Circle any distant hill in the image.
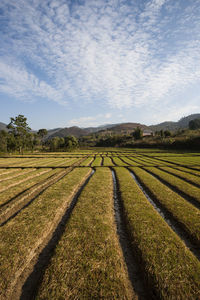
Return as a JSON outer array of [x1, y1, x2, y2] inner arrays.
[[2, 113, 199, 138], [178, 114, 200, 128], [48, 123, 148, 138], [149, 114, 200, 132], [48, 126, 89, 138], [0, 122, 8, 131], [97, 123, 149, 136]]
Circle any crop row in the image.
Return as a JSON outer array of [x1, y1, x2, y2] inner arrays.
[[35, 168, 134, 299], [129, 167, 200, 247], [0, 168, 61, 207], [0, 167, 92, 299], [143, 167, 200, 205], [0, 164, 199, 299], [115, 167, 200, 299]]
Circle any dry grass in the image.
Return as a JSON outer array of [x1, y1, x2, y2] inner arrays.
[[131, 167, 200, 246], [91, 156, 102, 166], [0, 167, 91, 299], [159, 166, 200, 186], [144, 166, 200, 204], [36, 168, 135, 300], [115, 167, 200, 299]]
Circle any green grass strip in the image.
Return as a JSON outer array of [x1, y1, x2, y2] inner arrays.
[[0, 168, 22, 181], [112, 157, 127, 166], [0, 167, 91, 299], [36, 167, 134, 300], [174, 166, 200, 176], [130, 167, 200, 247], [0, 169, 59, 206], [103, 156, 115, 166], [121, 157, 140, 166], [159, 166, 200, 187], [91, 156, 102, 167], [144, 167, 200, 204], [0, 168, 40, 192], [115, 167, 200, 299], [79, 157, 94, 166]]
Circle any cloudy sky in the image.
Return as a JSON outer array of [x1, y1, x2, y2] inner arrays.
[[0, 0, 200, 129]]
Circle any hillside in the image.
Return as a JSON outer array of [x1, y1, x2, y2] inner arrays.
[[149, 114, 200, 132], [48, 122, 148, 139], [0, 122, 8, 131], [49, 126, 89, 138], [1, 113, 199, 138]]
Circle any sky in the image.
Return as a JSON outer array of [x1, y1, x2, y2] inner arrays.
[[0, 0, 200, 130]]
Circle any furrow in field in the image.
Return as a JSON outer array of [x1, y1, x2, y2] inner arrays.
[[34, 168, 136, 300], [111, 169, 148, 299], [0, 168, 73, 226], [143, 167, 200, 208], [115, 167, 200, 299], [129, 167, 200, 253], [158, 166, 200, 188], [109, 156, 117, 166], [0, 167, 92, 300]]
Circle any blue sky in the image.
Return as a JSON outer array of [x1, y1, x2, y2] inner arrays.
[[0, 0, 200, 130]]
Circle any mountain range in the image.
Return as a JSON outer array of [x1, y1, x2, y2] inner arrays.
[[1, 114, 200, 138]]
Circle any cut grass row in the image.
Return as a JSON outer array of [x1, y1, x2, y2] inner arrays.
[[0, 169, 61, 207], [91, 156, 102, 167], [143, 167, 200, 205], [0, 168, 49, 193], [174, 165, 200, 176], [112, 157, 128, 166], [130, 167, 200, 247], [79, 156, 94, 166], [158, 166, 200, 187], [157, 156, 200, 165], [0, 168, 72, 225], [115, 167, 200, 299], [0, 167, 92, 299], [0, 168, 27, 182], [36, 167, 134, 300], [103, 156, 115, 166]]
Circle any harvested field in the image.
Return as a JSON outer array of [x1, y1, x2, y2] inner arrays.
[[0, 149, 199, 299]]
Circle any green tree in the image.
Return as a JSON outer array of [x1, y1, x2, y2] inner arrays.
[[164, 130, 171, 137], [49, 137, 60, 151], [64, 135, 79, 150], [132, 127, 143, 140], [37, 129, 48, 140], [0, 130, 8, 152], [7, 115, 31, 153], [37, 128, 48, 150]]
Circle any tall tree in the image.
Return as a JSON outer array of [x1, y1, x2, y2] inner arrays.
[[132, 127, 143, 140], [7, 115, 31, 153]]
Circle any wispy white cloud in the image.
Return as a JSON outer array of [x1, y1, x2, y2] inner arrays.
[[68, 113, 112, 127], [0, 0, 200, 113]]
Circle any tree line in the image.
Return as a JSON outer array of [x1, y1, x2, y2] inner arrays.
[[0, 115, 79, 153]]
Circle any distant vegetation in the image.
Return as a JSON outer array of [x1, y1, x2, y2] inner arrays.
[[0, 114, 200, 153], [0, 114, 79, 153]]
